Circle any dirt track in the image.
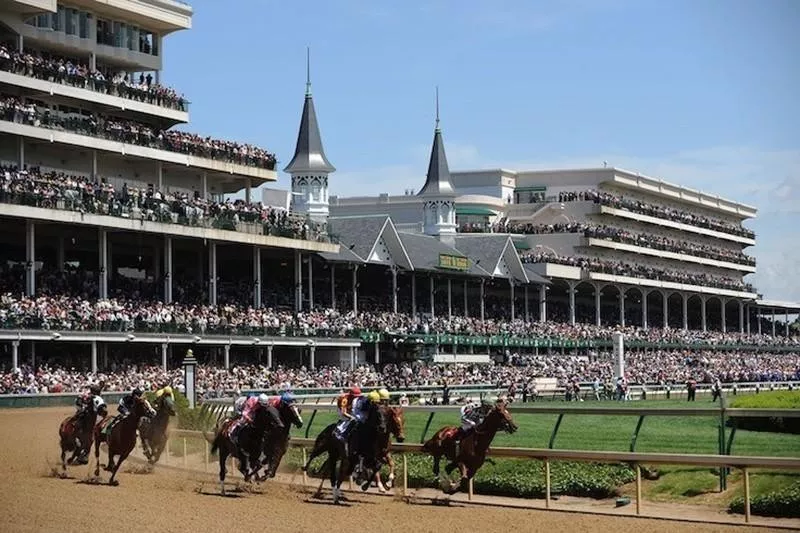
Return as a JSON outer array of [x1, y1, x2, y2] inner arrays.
[[0, 407, 783, 533]]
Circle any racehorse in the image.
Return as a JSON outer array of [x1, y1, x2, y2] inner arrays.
[[58, 401, 107, 471], [93, 396, 156, 485], [422, 401, 518, 493], [373, 406, 405, 492], [258, 401, 304, 481], [138, 394, 177, 464], [207, 406, 278, 495], [303, 404, 386, 504]]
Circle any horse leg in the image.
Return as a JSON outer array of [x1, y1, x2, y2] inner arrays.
[[432, 453, 441, 477], [386, 453, 396, 488], [108, 451, 130, 486], [106, 446, 115, 472], [218, 448, 228, 495], [93, 438, 102, 478], [61, 444, 68, 472]]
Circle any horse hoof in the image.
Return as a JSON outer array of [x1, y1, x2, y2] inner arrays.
[[109, 480, 119, 487]]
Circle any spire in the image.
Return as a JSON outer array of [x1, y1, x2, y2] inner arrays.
[[284, 47, 335, 174], [417, 86, 454, 197]]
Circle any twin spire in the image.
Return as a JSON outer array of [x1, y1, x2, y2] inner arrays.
[[417, 86, 455, 197]]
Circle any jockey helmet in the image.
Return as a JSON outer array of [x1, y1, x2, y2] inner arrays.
[[348, 386, 362, 396], [280, 392, 295, 404], [132, 387, 143, 397], [378, 388, 390, 401], [258, 393, 269, 406], [162, 386, 173, 396], [186, 349, 193, 357], [89, 384, 102, 396], [367, 390, 381, 403]]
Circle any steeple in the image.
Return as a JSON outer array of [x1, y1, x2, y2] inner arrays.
[[418, 87, 457, 238], [285, 48, 335, 223]]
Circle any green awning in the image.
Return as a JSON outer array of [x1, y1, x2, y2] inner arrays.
[[513, 240, 530, 250], [456, 207, 496, 216]]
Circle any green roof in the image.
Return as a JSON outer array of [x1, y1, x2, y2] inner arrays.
[[456, 207, 496, 216]]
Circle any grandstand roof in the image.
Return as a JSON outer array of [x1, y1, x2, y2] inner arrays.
[[754, 299, 800, 313]]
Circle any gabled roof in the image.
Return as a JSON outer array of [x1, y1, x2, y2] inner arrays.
[[318, 244, 365, 264], [327, 215, 388, 260], [453, 235, 509, 277], [283, 89, 335, 174], [397, 232, 492, 276], [523, 264, 551, 285]]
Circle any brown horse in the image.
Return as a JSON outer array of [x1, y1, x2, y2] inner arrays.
[[138, 394, 176, 464], [258, 401, 304, 481], [422, 402, 518, 494], [58, 402, 107, 471], [93, 396, 156, 485], [374, 406, 405, 492]]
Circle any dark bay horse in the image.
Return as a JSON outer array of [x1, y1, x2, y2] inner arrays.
[[207, 406, 278, 495], [59, 401, 107, 471], [258, 401, 304, 481], [138, 394, 176, 464], [422, 402, 518, 494], [93, 396, 156, 485], [373, 406, 405, 492], [303, 404, 386, 504]]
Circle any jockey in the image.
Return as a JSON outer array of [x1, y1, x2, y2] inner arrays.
[[75, 384, 104, 419], [230, 393, 283, 443], [118, 388, 144, 417], [232, 394, 252, 418], [377, 388, 391, 405], [454, 401, 482, 453], [351, 390, 381, 476], [334, 386, 362, 444], [272, 391, 296, 409], [155, 385, 173, 401]]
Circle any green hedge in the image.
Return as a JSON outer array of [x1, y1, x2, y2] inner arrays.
[[728, 391, 800, 434], [298, 450, 634, 499], [730, 481, 800, 518]]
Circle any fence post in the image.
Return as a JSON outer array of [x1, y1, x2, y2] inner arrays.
[[419, 412, 436, 443], [719, 399, 727, 491], [635, 464, 642, 515], [544, 459, 551, 509], [204, 440, 209, 472], [743, 467, 751, 523], [182, 437, 187, 468], [165, 436, 170, 465], [302, 447, 308, 487], [402, 454, 408, 497]]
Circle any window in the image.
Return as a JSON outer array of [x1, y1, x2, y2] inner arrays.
[[79, 12, 90, 39], [65, 8, 78, 35], [53, 6, 65, 31]]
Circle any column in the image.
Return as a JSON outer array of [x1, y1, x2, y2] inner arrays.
[[253, 246, 261, 308], [156, 161, 163, 190], [164, 236, 173, 303], [294, 251, 302, 313], [56, 237, 65, 273], [18, 137, 24, 168], [595, 285, 601, 327], [89, 52, 96, 71], [245, 179, 252, 204], [17, 34, 23, 52], [739, 301, 745, 334], [391, 267, 398, 314], [330, 264, 336, 310], [772, 309, 776, 337], [568, 283, 577, 326], [309, 345, 316, 370], [374, 342, 380, 365], [25, 220, 35, 296], [90, 341, 98, 374], [349, 346, 355, 369], [447, 279, 452, 319], [618, 289, 626, 327], [463, 280, 469, 318], [98, 228, 108, 299], [208, 242, 218, 306], [11, 341, 19, 371], [786, 310, 790, 337], [701, 297, 707, 332], [91, 150, 98, 179], [352, 265, 359, 314], [662, 292, 669, 329], [509, 280, 515, 321], [641, 289, 648, 330], [429, 276, 435, 317], [538, 284, 546, 323], [746, 304, 751, 335], [682, 294, 689, 330], [201, 172, 208, 200], [223, 344, 230, 369], [480, 279, 486, 321], [266, 344, 274, 369], [758, 308, 762, 335], [524, 286, 530, 322], [307, 256, 314, 310], [161, 343, 168, 371], [30, 342, 35, 369], [411, 274, 417, 318], [721, 298, 727, 333]]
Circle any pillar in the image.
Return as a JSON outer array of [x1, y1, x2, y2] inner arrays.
[[463, 280, 469, 317], [245, 179, 252, 204], [161, 343, 168, 371], [524, 286, 530, 322], [98, 228, 108, 299], [447, 279, 452, 319], [309, 345, 316, 370], [618, 289, 626, 327], [374, 342, 380, 365], [18, 34, 23, 53], [253, 246, 261, 308], [786, 310, 790, 337], [568, 283, 576, 326], [91, 341, 98, 374], [510, 280, 515, 321], [208, 241, 217, 306], [662, 292, 669, 329], [156, 161, 163, 190], [25, 220, 35, 296], [91, 150, 98, 179], [11, 341, 19, 371], [641, 289, 648, 330], [307, 256, 314, 310], [349, 346, 355, 369], [18, 137, 24, 168], [182, 352, 197, 409], [701, 297, 707, 332], [294, 251, 302, 313], [480, 279, 486, 321], [682, 294, 689, 330], [330, 264, 336, 310], [429, 276, 435, 317], [164, 236, 173, 303], [721, 298, 727, 333], [30, 342, 35, 369], [223, 344, 230, 370], [56, 237, 65, 273], [758, 308, 762, 335], [201, 172, 208, 200], [352, 265, 359, 314], [595, 285, 601, 327], [391, 267, 398, 314], [613, 332, 625, 378], [772, 309, 776, 337], [266, 344, 273, 369], [411, 274, 417, 318], [739, 301, 745, 334], [746, 304, 751, 335], [89, 52, 96, 71], [538, 284, 546, 323]]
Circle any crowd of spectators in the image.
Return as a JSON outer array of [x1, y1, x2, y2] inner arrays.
[[2, 294, 796, 347], [520, 251, 752, 292], [2, 349, 798, 395], [0, 94, 276, 170], [0, 166, 322, 241], [505, 222, 755, 266], [0, 44, 186, 111]]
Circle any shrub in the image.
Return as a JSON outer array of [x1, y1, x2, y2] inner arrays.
[[729, 481, 800, 518], [728, 391, 800, 434]]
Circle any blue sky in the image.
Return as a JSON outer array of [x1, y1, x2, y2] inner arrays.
[[163, 0, 799, 300]]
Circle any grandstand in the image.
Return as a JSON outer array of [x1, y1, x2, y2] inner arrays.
[[0, 1, 798, 381]]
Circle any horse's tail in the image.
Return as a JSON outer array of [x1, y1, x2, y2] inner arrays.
[[204, 430, 220, 455]]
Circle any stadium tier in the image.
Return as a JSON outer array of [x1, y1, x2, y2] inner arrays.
[[0, 0, 797, 381]]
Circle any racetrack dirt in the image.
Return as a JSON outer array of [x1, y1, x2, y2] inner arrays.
[[0, 407, 788, 533]]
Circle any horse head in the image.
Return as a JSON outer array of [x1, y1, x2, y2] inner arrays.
[[493, 401, 518, 434], [135, 397, 157, 419], [281, 402, 303, 429], [159, 395, 177, 417], [387, 406, 406, 443]]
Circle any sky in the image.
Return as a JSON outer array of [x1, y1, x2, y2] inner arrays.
[[162, 0, 800, 301]]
